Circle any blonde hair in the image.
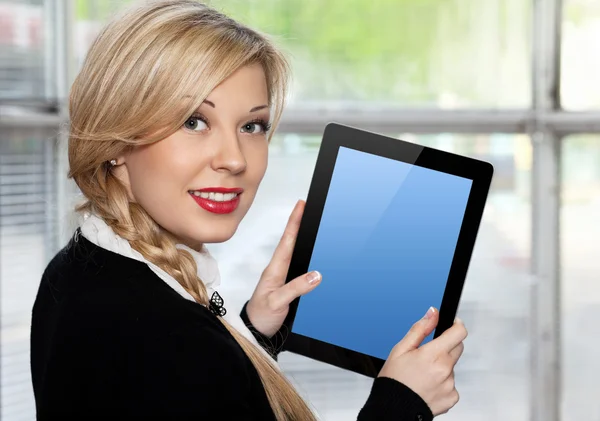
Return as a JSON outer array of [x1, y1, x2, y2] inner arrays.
[[67, 1, 316, 419]]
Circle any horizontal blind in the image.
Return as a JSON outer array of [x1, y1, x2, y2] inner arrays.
[[0, 126, 59, 421]]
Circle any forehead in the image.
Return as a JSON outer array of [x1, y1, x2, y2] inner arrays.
[[206, 63, 269, 103]]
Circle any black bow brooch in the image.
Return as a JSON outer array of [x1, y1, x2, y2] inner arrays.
[[209, 291, 227, 317]]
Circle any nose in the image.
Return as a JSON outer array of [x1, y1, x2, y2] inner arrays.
[[211, 129, 247, 174]]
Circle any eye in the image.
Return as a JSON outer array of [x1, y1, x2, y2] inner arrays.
[[183, 116, 208, 132], [241, 119, 271, 135]]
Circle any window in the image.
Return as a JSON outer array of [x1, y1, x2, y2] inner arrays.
[[561, 134, 600, 421], [561, 0, 600, 110], [0, 0, 46, 101], [0, 126, 59, 421], [213, 0, 532, 108], [1, 0, 599, 420], [211, 133, 533, 419], [68, 0, 532, 108]]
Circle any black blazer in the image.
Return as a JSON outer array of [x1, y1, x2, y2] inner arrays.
[[30, 231, 433, 420]]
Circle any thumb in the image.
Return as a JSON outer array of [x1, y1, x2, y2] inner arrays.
[[393, 307, 439, 355], [267, 271, 322, 311]]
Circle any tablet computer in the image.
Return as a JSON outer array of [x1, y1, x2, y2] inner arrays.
[[281, 123, 494, 378]]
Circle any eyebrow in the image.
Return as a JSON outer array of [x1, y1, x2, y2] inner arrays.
[[202, 100, 268, 113]]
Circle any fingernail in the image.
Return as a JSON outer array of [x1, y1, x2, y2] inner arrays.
[[424, 307, 436, 319], [306, 271, 321, 285]]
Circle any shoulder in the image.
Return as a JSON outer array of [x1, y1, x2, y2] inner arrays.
[[37, 231, 228, 335], [32, 232, 259, 407], [35, 232, 242, 358], [39, 231, 185, 311], [39, 230, 146, 303]]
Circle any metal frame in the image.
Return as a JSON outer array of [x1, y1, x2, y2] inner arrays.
[[276, 109, 600, 134], [3, 108, 599, 134], [529, 1, 563, 421], [0, 0, 594, 420]]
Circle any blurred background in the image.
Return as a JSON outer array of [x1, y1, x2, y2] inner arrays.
[[0, 0, 598, 420]]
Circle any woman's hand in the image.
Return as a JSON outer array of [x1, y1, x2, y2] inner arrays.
[[246, 200, 322, 337], [378, 308, 467, 416]]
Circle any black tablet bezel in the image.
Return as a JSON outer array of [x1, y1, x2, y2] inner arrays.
[[281, 123, 494, 378]]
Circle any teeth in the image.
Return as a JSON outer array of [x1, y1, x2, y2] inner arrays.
[[191, 191, 239, 202]]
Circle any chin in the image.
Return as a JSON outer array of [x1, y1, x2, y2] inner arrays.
[[187, 225, 238, 245], [198, 231, 236, 244], [173, 204, 250, 246]]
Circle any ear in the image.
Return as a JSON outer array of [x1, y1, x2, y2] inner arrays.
[[109, 154, 135, 201]]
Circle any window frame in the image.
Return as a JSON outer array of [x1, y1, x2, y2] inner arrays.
[[0, 1, 592, 420]]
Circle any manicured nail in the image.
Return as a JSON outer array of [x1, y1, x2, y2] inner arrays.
[[424, 307, 436, 319], [306, 271, 321, 285]]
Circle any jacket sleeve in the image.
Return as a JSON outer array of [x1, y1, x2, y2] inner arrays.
[[239, 300, 287, 360], [239, 302, 433, 421], [358, 377, 434, 421]]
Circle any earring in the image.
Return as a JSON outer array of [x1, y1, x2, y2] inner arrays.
[[109, 159, 117, 166]]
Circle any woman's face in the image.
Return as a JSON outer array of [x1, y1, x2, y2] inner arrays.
[[116, 63, 270, 249]]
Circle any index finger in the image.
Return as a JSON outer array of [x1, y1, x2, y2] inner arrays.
[[263, 200, 305, 277], [422, 319, 468, 354]]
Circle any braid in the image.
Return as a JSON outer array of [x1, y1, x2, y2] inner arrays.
[[77, 167, 210, 305], [65, 1, 319, 417], [74, 168, 318, 419]]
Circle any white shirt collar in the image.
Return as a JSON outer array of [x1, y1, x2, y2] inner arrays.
[[79, 213, 221, 301], [78, 212, 279, 366]]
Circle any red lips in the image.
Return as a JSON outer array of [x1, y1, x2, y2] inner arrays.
[[189, 187, 243, 214], [197, 187, 243, 194]]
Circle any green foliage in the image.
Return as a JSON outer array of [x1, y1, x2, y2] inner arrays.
[[74, 0, 533, 105], [209, 0, 462, 102]]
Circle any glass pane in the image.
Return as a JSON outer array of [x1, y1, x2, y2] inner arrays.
[[72, 0, 532, 108], [218, 0, 532, 108], [73, 0, 134, 68], [0, 0, 46, 100], [561, 135, 600, 420], [561, 0, 600, 110], [211, 133, 533, 420], [0, 127, 59, 421]]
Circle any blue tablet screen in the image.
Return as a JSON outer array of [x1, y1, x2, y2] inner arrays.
[[291, 146, 473, 361]]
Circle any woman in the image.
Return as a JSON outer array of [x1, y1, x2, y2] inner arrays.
[[30, 1, 467, 419]]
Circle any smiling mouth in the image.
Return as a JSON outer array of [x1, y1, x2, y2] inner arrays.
[[188, 188, 243, 214], [189, 191, 240, 202]]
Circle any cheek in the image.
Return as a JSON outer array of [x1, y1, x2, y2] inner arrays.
[[246, 140, 269, 184], [126, 142, 188, 207], [128, 148, 163, 194]]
